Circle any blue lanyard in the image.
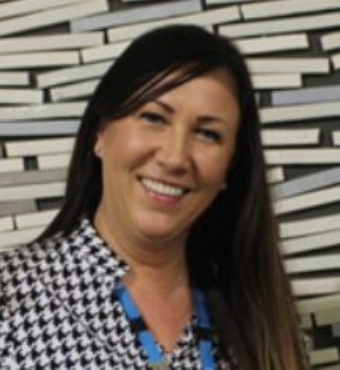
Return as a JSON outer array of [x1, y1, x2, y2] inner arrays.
[[115, 282, 216, 370]]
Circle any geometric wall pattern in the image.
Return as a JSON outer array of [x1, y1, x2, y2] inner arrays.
[[0, 0, 340, 367]]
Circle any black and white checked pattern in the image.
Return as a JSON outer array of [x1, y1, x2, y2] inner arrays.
[[0, 218, 233, 370]]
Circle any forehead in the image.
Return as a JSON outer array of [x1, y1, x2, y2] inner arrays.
[[153, 68, 240, 110]]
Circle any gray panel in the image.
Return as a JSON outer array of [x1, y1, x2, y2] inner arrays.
[[271, 166, 340, 200], [206, 0, 249, 4], [0, 168, 67, 187], [272, 85, 340, 106], [71, 0, 202, 32], [0, 120, 79, 136], [333, 324, 340, 338], [0, 199, 36, 217]]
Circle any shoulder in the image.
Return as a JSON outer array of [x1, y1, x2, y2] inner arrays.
[[0, 234, 68, 296], [0, 217, 125, 298], [0, 218, 92, 282]]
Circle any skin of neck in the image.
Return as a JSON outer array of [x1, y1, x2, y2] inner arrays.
[[93, 202, 191, 296], [94, 202, 195, 352]]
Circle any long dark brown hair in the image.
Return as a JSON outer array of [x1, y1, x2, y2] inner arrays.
[[36, 25, 307, 370]]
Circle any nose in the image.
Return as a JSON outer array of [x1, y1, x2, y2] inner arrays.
[[155, 128, 192, 174]]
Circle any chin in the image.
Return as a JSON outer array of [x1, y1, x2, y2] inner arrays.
[[136, 221, 185, 244]]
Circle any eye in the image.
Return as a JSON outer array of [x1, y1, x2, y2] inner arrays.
[[139, 111, 167, 125], [195, 127, 222, 143]]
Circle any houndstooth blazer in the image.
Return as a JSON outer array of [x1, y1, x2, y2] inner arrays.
[[0, 218, 232, 370]]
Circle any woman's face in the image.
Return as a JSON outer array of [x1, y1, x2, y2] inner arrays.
[[94, 67, 240, 247]]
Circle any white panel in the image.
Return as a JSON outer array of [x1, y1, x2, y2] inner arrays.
[[252, 74, 302, 89], [206, 0, 247, 4], [0, 216, 14, 232], [0, 182, 65, 202], [0, 158, 24, 173], [50, 80, 99, 101], [0, 72, 29, 86], [316, 309, 340, 326], [266, 167, 284, 184], [292, 278, 340, 297], [297, 294, 340, 314], [5, 138, 75, 157], [241, 0, 340, 20], [274, 184, 340, 215], [265, 149, 340, 165], [0, 32, 104, 54], [0, 0, 84, 20], [332, 53, 340, 70], [236, 34, 308, 55], [0, 102, 86, 121], [286, 255, 340, 274], [310, 348, 339, 366], [321, 31, 340, 51], [0, 0, 109, 37], [107, 6, 240, 43], [0, 88, 43, 105], [0, 51, 80, 69], [37, 61, 111, 88], [218, 12, 340, 38], [247, 58, 329, 74], [261, 129, 319, 146], [0, 227, 44, 249], [333, 131, 340, 146], [15, 209, 58, 229], [280, 213, 340, 238], [37, 154, 71, 170], [81, 41, 130, 64], [0, 168, 67, 187], [281, 229, 340, 256], [261, 101, 340, 124]]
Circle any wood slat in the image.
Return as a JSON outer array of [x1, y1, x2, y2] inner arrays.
[[0, 32, 104, 55], [280, 213, 340, 238], [274, 184, 340, 215], [0, 0, 109, 37], [241, 0, 340, 20], [107, 6, 240, 43], [219, 12, 340, 38], [6, 138, 74, 157], [281, 229, 340, 256]]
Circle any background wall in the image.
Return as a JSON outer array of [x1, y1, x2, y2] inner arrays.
[[0, 0, 340, 367]]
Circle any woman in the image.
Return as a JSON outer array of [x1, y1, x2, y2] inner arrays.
[[0, 25, 307, 370]]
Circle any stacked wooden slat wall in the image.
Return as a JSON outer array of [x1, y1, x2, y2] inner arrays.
[[0, 0, 339, 367]]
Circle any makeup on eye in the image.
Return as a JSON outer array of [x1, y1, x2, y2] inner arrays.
[[139, 111, 168, 125], [194, 126, 223, 144]]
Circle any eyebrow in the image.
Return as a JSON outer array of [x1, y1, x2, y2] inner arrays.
[[154, 99, 228, 126], [154, 99, 175, 114]]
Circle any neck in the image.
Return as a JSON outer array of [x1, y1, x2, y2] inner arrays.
[[93, 206, 190, 295]]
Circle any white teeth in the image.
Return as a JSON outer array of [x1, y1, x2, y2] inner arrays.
[[141, 177, 185, 197]]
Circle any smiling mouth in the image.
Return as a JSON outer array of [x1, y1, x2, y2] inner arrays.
[[140, 177, 189, 198]]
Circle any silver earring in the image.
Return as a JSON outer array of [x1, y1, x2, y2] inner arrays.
[[94, 146, 100, 156]]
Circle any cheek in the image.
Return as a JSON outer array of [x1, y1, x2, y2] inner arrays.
[[197, 155, 231, 188], [101, 127, 149, 163]]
